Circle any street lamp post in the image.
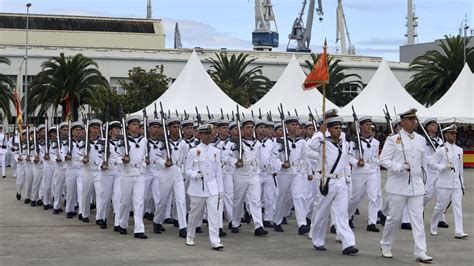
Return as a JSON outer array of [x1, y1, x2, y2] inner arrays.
[[24, 3, 31, 124]]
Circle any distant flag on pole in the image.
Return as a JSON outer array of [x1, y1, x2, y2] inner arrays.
[[12, 89, 23, 131], [62, 92, 72, 121], [303, 39, 329, 90]]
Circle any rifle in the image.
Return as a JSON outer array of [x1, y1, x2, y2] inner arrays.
[[153, 103, 158, 119], [101, 122, 110, 170], [175, 109, 182, 139], [184, 110, 188, 120], [294, 109, 299, 117], [160, 102, 171, 159], [56, 123, 61, 161], [220, 108, 224, 120], [33, 126, 38, 158], [251, 110, 254, 118], [351, 106, 364, 160], [195, 107, 202, 125], [307, 106, 318, 130], [83, 119, 90, 162], [206, 106, 212, 120], [277, 104, 290, 163], [417, 117, 436, 152], [26, 125, 31, 161], [67, 120, 72, 156], [119, 104, 129, 158], [383, 104, 394, 134], [258, 108, 262, 120], [44, 118, 50, 160], [143, 108, 149, 162], [393, 106, 411, 184], [235, 105, 243, 161]]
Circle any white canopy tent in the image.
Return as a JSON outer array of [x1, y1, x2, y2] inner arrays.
[[339, 60, 430, 122], [428, 63, 474, 123], [249, 55, 339, 118], [131, 51, 245, 118]]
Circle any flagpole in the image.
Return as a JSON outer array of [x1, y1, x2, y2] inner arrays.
[[321, 83, 326, 187]]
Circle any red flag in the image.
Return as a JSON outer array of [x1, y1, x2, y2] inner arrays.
[[62, 92, 71, 121], [303, 40, 329, 90], [12, 89, 23, 131]]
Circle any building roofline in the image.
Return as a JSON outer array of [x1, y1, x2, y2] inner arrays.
[[0, 12, 161, 23]]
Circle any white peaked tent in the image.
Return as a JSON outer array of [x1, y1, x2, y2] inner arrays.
[[339, 60, 429, 122], [428, 63, 474, 123], [249, 55, 338, 118], [131, 51, 245, 117]]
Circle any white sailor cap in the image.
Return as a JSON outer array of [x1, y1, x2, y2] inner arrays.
[[125, 116, 141, 125], [166, 117, 181, 127], [180, 120, 194, 127], [109, 121, 122, 128], [265, 121, 275, 128], [48, 126, 57, 133], [217, 120, 230, 127], [422, 117, 437, 127], [89, 119, 103, 127], [442, 124, 457, 133], [316, 118, 324, 125], [197, 124, 214, 134], [399, 108, 417, 119], [284, 116, 299, 124], [275, 122, 283, 129], [193, 122, 199, 129], [241, 118, 255, 127], [37, 124, 46, 131], [255, 120, 267, 128], [59, 121, 68, 129], [357, 116, 372, 124], [229, 121, 237, 130], [71, 121, 84, 130], [325, 116, 343, 127], [324, 109, 338, 118], [205, 119, 218, 126]]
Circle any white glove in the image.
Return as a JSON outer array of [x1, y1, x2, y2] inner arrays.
[[399, 162, 410, 173], [195, 171, 203, 180], [445, 162, 454, 170]]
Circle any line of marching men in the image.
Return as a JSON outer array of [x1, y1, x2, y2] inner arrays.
[[6, 108, 467, 261]]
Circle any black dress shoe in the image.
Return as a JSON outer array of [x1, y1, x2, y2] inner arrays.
[[2, 175, 5, 178], [244, 209, 252, 224], [202, 219, 208, 224], [30, 201, 37, 207], [401, 223, 412, 230], [342, 246, 359, 255], [173, 219, 179, 228], [100, 220, 107, 229], [24, 198, 31, 204], [129, 211, 134, 217], [254, 226, 268, 236], [179, 228, 187, 238], [43, 205, 49, 210], [438, 221, 449, 228], [119, 227, 128, 235], [196, 226, 203, 233], [114, 226, 120, 232], [314, 245, 326, 251], [355, 208, 360, 215], [263, 221, 273, 228], [144, 212, 150, 219], [134, 233, 148, 239], [53, 209, 60, 214], [78, 214, 83, 221], [66, 212, 74, 218], [367, 224, 380, 232], [82, 217, 90, 223], [36, 199, 44, 206], [273, 223, 284, 232], [16, 193, 21, 200], [164, 218, 174, 224], [282, 217, 287, 224], [330, 225, 337, 234], [153, 223, 162, 234], [219, 228, 227, 237], [378, 211, 386, 226], [298, 225, 310, 235], [306, 217, 312, 226], [231, 227, 240, 233], [57, 208, 64, 213], [349, 219, 355, 229], [96, 219, 102, 225], [71, 211, 78, 217], [146, 213, 154, 221], [228, 222, 233, 230], [90, 203, 96, 210]]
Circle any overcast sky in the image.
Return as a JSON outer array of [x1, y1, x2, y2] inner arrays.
[[1, 0, 472, 61]]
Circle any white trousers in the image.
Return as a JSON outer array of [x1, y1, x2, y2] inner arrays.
[[187, 195, 222, 246], [143, 170, 160, 223], [24, 164, 34, 200], [31, 165, 43, 201], [232, 174, 263, 229], [154, 169, 187, 229], [119, 174, 145, 233], [42, 166, 55, 205], [65, 168, 82, 213], [380, 193, 427, 258], [82, 169, 103, 220], [222, 170, 234, 224], [273, 173, 308, 227], [311, 178, 356, 249], [16, 162, 26, 195], [431, 187, 464, 235], [305, 177, 318, 219], [0, 152, 6, 176], [260, 173, 278, 222], [53, 168, 66, 210], [348, 172, 379, 225], [99, 171, 121, 225]]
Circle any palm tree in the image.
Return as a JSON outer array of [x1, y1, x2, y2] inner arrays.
[[28, 53, 109, 121], [207, 53, 272, 107], [304, 53, 363, 107], [406, 35, 474, 106], [0, 56, 14, 119]]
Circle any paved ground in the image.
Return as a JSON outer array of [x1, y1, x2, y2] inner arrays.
[[0, 168, 473, 265]]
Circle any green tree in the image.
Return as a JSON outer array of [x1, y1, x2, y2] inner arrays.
[[406, 35, 474, 106], [28, 53, 109, 121], [207, 53, 272, 107], [0, 56, 14, 119], [304, 53, 363, 107]]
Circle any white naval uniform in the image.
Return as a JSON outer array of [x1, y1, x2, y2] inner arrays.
[[99, 138, 122, 227], [53, 139, 67, 211], [424, 136, 444, 206], [12, 138, 26, 196], [24, 143, 34, 201], [41, 140, 57, 206], [220, 139, 235, 225], [258, 137, 279, 223], [273, 136, 313, 228], [185, 143, 224, 246], [0, 132, 7, 176], [430, 142, 466, 236], [142, 138, 161, 224], [81, 137, 104, 220], [379, 129, 429, 258], [31, 141, 44, 202], [348, 136, 381, 225], [118, 135, 147, 233], [229, 137, 265, 229], [309, 134, 356, 250], [154, 137, 188, 229], [62, 139, 84, 214]]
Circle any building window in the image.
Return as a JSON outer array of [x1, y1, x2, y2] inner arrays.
[[110, 77, 128, 95]]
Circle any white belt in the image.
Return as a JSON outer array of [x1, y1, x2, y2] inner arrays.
[[327, 173, 345, 180]]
